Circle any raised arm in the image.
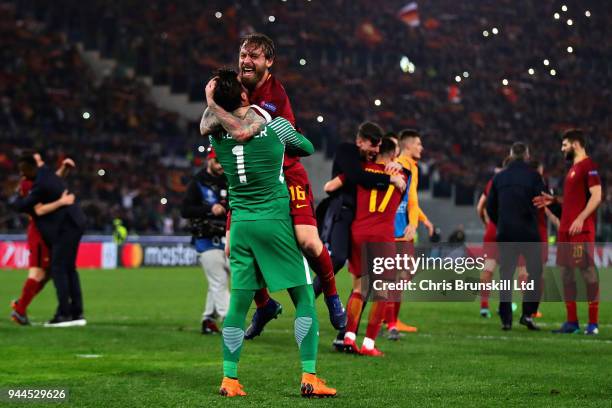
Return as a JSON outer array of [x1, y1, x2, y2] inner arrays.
[[56, 158, 75, 177], [199, 107, 223, 136], [270, 118, 314, 157], [205, 78, 266, 142]]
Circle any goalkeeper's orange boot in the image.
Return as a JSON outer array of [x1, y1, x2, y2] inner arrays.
[[300, 373, 337, 398], [219, 377, 246, 397], [396, 320, 418, 333]]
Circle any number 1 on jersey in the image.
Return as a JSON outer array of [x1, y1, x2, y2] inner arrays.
[[232, 145, 247, 183]]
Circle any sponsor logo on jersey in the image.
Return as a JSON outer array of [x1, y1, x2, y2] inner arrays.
[[261, 101, 277, 112], [588, 170, 598, 176]]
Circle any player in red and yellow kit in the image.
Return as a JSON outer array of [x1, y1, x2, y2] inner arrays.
[[385, 129, 433, 336], [325, 138, 408, 356], [535, 129, 602, 335]]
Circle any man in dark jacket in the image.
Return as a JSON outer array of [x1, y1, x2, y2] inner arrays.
[[318, 122, 406, 350], [320, 122, 406, 275], [14, 153, 86, 327], [181, 150, 229, 334], [487, 142, 546, 331]]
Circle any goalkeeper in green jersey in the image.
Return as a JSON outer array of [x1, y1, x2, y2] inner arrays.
[[206, 69, 337, 398]]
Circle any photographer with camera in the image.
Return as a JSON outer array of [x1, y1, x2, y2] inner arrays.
[[181, 149, 229, 334]]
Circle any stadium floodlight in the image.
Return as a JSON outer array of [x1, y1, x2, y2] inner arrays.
[[268, 15, 276, 23], [566, 19, 573, 26], [585, 10, 591, 17], [374, 99, 382, 106], [215, 11, 222, 19], [160, 198, 168, 205], [97, 169, 105, 177], [317, 115, 324, 123], [463, 71, 469, 78], [561, 5, 568, 12], [198, 145, 205, 153], [550, 69, 556, 76], [299, 58, 307, 66], [400, 56, 416, 74], [502, 79, 509, 86], [528, 68, 535, 75], [82, 111, 91, 119], [482, 30, 489, 37], [492, 27, 499, 35], [554, 13, 560, 20], [567, 46, 573, 53], [543, 59, 550, 66], [455, 75, 461, 83]]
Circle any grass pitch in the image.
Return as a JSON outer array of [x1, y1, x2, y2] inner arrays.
[[0, 267, 610, 407]]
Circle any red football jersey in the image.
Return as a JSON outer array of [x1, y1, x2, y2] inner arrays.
[[483, 178, 497, 241], [559, 157, 601, 233], [351, 162, 407, 240], [20, 178, 33, 196], [249, 73, 300, 168], [19, 178, 43, 241]]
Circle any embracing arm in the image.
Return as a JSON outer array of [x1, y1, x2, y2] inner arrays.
[[33, 190, 75, 216], [204, 77, 266, 141], [208, 102, 266, 142], [199, 107, 223, 136]]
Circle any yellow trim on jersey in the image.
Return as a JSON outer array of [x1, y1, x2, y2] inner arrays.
[[396, 155, 429, 228]]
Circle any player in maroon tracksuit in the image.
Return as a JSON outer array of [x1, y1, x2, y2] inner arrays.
[[535, 130, 602, 335], [200, 34, 344, 337], [324, 139, 407, 356]]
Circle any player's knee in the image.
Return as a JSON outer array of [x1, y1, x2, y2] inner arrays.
[[28, 267, 46, 281], [298, 236, 322, 257]]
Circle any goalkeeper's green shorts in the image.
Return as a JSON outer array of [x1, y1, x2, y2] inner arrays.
[[229, 219, 312, 292]]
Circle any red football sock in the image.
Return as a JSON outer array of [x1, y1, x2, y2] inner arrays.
[[307, 247, 337, 296], [586, 281, 599, 324], [366, 301, 387, 340], [384, 302, 398, 330], [346, 292, 364, 334], [16, 278, 41, 315], [565, 302, 578, 323], [563, 279, 578, 323], [480, 270, 493, 309], [35, 278, 48, 295], [254, 288, 270, 308]]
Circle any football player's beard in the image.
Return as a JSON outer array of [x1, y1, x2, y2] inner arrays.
[[564, 150, 575, 162]]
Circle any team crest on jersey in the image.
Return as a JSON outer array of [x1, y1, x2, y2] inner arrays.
[[588, 170, 598, 176], [261, 101, 277, 112]]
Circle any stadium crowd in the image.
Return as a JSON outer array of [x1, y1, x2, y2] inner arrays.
[[1, 0, 610, 236]]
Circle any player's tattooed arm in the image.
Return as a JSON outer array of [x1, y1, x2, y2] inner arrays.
[[205, 77, 265, 141], [199, 107, 223, 136], [208, 104, 266, 142]]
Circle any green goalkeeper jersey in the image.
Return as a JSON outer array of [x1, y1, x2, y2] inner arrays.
[[209, 115, 314, 222]]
